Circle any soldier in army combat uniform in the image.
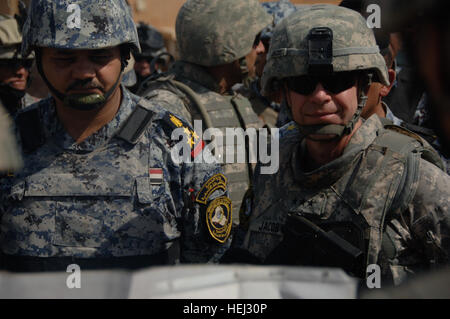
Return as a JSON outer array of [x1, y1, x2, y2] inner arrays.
[[131, 22, 172, 93], [238, 5, 450, 286], [138, 0, 272, 227], [0, 0, 232, 272], [234, 0, 297, 128]]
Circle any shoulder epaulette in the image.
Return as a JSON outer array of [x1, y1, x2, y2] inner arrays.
[[16, 106, 45, 153], [116, 98, 156, 144]]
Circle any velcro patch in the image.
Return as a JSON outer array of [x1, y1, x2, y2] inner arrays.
[[206, 196, 232, 243], [195, 174, 227, 205]]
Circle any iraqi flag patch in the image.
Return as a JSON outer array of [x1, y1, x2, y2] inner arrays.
[[149, 168, 163, 185]]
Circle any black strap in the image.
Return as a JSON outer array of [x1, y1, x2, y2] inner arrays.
[[16, 107, 46, 153], [116, 99, 155, 144]]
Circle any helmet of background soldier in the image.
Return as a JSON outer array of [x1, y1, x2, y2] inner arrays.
[[262, 4, 389, 94], [261, 4, 389, 137], [136, 22, 167, 59], [21, 0, 140, 58], [260, 0, 297, 42], [175, 0, 272, 67], [0, 16, 33, 60]]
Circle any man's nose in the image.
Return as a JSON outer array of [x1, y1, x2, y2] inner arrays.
[[71, 58, 97, 79], [309, 82, 332, 103], [254, 40, 266, 55], [14, 66, 28, 78]]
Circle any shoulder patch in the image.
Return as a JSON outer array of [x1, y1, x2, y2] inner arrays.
[[206, 196, 232, 243], [195, 173, 228, 204], [163, 112, 205, 158]]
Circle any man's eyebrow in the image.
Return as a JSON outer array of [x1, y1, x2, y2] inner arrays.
[[52, 49, 74, 55], [89, 49, 113, 54]]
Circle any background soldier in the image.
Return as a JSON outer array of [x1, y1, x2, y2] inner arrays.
[[132, 22, 173, 93], [0, 15, 35, 117], [384, 0, 450, 175], [238, 5, 450, 286], [138, 0, 272, 229], [234, 0, 297, 128], [0, 0, 231, 272]]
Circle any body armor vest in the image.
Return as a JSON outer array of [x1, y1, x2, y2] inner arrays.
[[1, 100, 181, 271], [245, 123, 445, 282]]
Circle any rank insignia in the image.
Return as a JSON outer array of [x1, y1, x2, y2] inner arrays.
[[165, 112, 205, 159], [206, 196, 232, 243], [195, 173, 227, 205]]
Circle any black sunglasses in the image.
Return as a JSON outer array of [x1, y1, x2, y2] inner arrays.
[[0, 59, 33, 70], [286, 71, 359, 95]]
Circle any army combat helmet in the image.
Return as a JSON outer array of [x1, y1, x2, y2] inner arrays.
[[176, 0, 272, 67], [21, 0, 141, 111], [262, 4, 389, 138], [0, 17, 33, 60]]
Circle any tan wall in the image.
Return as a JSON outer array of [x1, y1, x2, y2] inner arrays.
[[128, 0, 341, 29], [0, 0, 19, 16]]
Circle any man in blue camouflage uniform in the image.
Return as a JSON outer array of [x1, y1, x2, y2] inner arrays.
[[0, 0, 231, 272]]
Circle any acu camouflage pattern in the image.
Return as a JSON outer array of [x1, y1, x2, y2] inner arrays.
[[241, 115, 450, 285], [175, 0, 272, 67], [139, 61, 263, 226], [0, 103, 22, 172], [261, 4, 389, 95], [0, 86, 231, 269], [234, 80, 280, 128], [21, 0, 141, 57]]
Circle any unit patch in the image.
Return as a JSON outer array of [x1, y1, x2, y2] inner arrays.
[[206, 196, 232, 243], [195, 173, 228, 204]]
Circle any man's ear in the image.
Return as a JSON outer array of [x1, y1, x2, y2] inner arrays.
[[380, 68, 396, 97]]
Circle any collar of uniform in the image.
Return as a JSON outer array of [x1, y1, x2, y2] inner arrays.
[[291, 115, 383, 188], [43, 85, 137, 152], [172, 61, 222, 93]]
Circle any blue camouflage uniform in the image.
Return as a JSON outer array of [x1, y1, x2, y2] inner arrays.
[[0, 86, 232, 271]]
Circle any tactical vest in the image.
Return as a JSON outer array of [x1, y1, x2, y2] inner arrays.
[[1, 99, 181, 271], [245, 124, 445, 283], [141, 75, 262, 225]]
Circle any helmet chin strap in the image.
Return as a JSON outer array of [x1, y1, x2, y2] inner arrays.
[[287, 74, 371, 141], [239, 56, 250, 80], [35, 50, 125, 111]]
